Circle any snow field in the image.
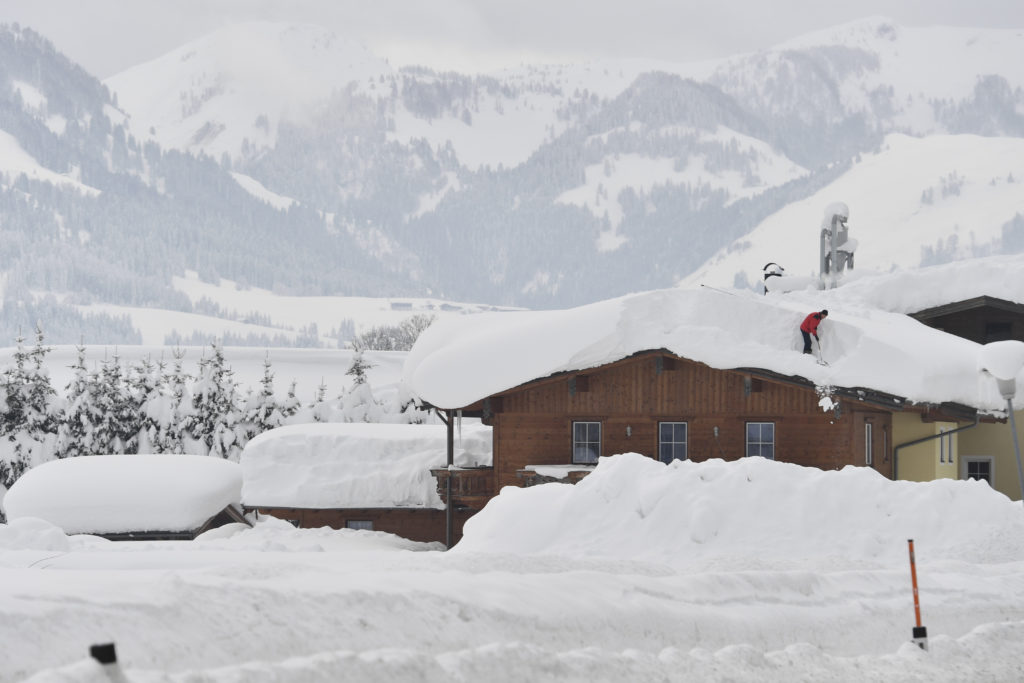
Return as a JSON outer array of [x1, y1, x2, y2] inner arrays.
[[4, 455, 1024, 682]]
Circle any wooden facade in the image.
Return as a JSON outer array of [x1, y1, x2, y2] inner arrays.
[[461, 350, 900, 493], [247, 506, 476, 545]]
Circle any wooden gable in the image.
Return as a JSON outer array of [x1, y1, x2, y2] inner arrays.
[[482, 351, 896, 490]]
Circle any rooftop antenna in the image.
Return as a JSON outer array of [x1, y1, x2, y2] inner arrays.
[[820, 203, 856, 289]]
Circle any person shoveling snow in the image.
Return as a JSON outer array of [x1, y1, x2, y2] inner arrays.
[[800, 309, 828, 355]]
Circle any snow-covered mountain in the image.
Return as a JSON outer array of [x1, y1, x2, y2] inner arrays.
[[683, 133, 1024, 289], [1, 17, 1023, 344], [107, 22, 392, 162]]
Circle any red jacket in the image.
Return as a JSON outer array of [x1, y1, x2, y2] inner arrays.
[[800, 312, 825, 336]]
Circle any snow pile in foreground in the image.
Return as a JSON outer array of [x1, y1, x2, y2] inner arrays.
[[2, 455, 242, 534], [194, 515, 443, 552], [456, 454, 1024, 568], [241, 422, 492, 508], [0, 516, 73, 551]]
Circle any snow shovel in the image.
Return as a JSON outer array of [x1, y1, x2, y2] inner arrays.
[[814, 337, 829, 366]]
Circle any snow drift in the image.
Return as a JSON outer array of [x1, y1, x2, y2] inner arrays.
[[454, 453, 1024, 568]]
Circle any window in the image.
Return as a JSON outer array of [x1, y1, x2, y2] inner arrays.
[[939, 428, 953, 464], [865, 423, 873, 465], [746, 422, 775, 459], [961, 457, 994, 486], [573, 421, 601, 464], [346, 520, 373, 531], [659, 422, 688, 463]]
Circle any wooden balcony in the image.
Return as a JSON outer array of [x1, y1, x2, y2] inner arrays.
[[430, 467, 495, 511]]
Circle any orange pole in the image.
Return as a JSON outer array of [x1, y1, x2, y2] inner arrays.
[[908, 539, 922, 628]]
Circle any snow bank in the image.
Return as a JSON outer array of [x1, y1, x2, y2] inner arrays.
[[455, 454, 1024, 568], [0, 517, 71, 551], [2, 455, 242, 534], [196, 515, 443, 552], [240, 422, 492, 508], [404, 285, 1002, 411]]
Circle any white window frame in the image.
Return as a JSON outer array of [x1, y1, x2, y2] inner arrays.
[[745, 422, 775, 460], [960, 456, 994, 486], [865, 423, 873, 466], [572, 421, 602, 464], [658, 421, 688, 463], [345, 520, 374, 531]]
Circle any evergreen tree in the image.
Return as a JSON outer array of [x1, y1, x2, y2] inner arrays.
[[91, 353, 137, 454], [339, 351, 383, 422], [128, 355, 166, 453], [56, 344, 95, 459], [309, 378, 332, 422], [0, 328, 63, 488], [157, 348, 189, 454], [279, 378, 302, 423], [238, 354, 284, 440], [188, 342, 241, 459]]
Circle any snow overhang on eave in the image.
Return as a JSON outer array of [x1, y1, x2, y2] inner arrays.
[[740, 367, 979, 420]]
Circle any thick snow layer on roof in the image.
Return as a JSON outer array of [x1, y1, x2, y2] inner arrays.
[[455, 453, 1024, 568], [403, 284, 1004, 411], [806, 255, 1024, 314], [240, 422, 492, 509], [2, 455, 241, 534]]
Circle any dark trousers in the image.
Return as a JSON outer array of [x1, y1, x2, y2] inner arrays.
[[801, 330, 813, 354]]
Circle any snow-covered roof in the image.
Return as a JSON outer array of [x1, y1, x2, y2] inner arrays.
[[240, 422, 492, 509], [2, 455, 242, 534], [403, 283, 1011, 412], [808, 255, 1024, 314]]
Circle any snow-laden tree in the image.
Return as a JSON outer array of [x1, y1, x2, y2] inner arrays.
[[0, 328, 62, 487], [156, 348, 190, 454], [56, 344, 99, 459], [90, 352, 138, 454], [237, 355, 284, 439], [128, 355, 177, 454], [187, 342, 242, 459], [279, 378, 302, 423], [338, 351, 384, 422], [309, 379, 333, 422]]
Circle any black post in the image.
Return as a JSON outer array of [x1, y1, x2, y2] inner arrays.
[[446, 408, 454, 548], [90, 643, 117, 664]]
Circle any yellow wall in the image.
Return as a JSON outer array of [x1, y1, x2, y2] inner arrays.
[[893, 414, 960, 483], [958, 410, 1024, 502]]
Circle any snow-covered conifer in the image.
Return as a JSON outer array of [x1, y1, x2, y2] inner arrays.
[[187, 342, 241, 460], [56, 344, 97, 459]]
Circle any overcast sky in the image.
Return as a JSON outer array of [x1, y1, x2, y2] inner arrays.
[[2, 0, 1022, 78]]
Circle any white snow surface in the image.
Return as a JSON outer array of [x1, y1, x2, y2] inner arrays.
[[768, 255, 1024, 322], [684, 134, 1024, 290], [241, 422, 492, 508], [456, 453, 1024, 567], [78, 269, 521, 348], [402, 282, 1004, 411], [2, 455, 241, 534], [105, 22, 391, 160], [5, 453, 1024, 682]]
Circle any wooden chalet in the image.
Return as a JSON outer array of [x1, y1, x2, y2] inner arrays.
[[434, 348, 978, 530]]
